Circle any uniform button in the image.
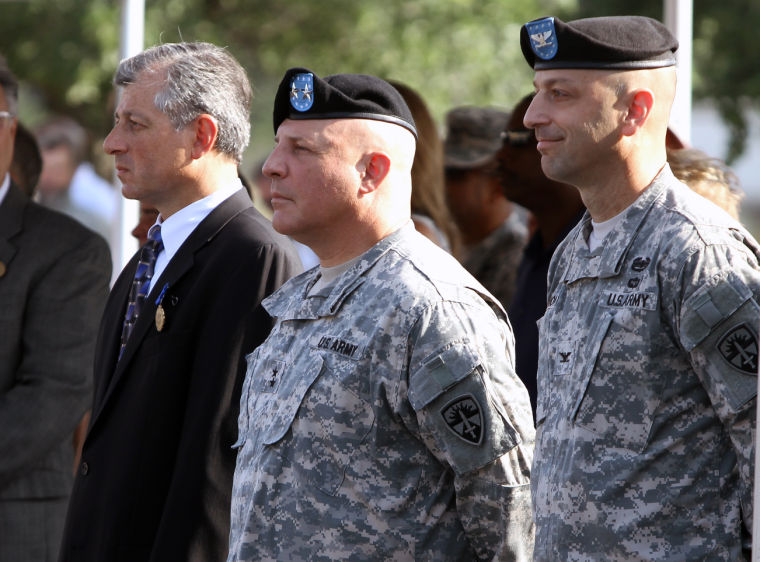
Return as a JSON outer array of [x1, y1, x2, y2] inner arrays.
[[80, 461, 89, 476]]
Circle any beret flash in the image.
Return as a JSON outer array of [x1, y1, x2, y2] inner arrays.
[[273, 67, 417, 138], [521, 15, 678, 70]]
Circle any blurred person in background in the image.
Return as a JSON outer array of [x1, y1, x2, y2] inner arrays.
[[668, 146, 744, 220], [34, 116, 116, 244], [391, 80, 460, 255], [130, 202, 160, 246], [496, 93, 584, 417], [0, 54, 111, 562], [249, 156, 272, 215], [11, 119, 95, 472], [444, 105, 527, 310], [10, 122, 41, 196]]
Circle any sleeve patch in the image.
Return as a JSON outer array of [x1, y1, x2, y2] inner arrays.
[[441, 394, 484, 445], [717, 322, 758, 375]]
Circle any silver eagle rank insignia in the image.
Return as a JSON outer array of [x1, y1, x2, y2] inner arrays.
[[526, 17, 558, 60]]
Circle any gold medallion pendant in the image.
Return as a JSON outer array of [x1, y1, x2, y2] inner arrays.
[[155, 305, 166, 332]]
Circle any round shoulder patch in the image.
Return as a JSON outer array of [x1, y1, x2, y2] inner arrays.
[[440, 394, 484, 445]]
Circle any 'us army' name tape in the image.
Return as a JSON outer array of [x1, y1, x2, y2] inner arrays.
[[601, 291, 657, 310]]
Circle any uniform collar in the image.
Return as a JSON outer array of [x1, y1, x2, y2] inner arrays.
[[264, 221, 415, 320], [562, 165, 673, 283]]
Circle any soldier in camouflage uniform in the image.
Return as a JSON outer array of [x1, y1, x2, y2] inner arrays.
[[444, 106, 528, 310], [227, 68, 535, 561], [521, 15, 759, 560]]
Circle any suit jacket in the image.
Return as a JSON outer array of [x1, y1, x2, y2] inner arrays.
[[59, 188, 301, 562], [0, 182, 111, 556]]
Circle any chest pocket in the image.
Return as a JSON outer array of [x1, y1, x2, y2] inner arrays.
[[573, 308, 664, 453], [231, 349, 260, 449], [535, 285, 582, 426], [261, 353, 375, 496]]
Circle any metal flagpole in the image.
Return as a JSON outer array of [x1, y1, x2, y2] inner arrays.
[[113, 0, 144, 274], [663, 0, 693, 145]]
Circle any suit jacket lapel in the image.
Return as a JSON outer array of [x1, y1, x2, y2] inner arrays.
[[90, 189, 253, 428], [91, 261, 135, 411], [0, 183, 28, 275]]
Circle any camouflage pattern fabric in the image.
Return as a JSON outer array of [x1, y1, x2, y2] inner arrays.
[[461, 212, 527, 310], [534, 166, 759, 561], [228, 223, 535, 561]]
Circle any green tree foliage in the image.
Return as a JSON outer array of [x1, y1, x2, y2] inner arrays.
[[572, 0, 760, 163], [197, 0, 546, 156], [0, 0, 121, 133], [0, 0, 554, 162], [5, 1, 753, 163]]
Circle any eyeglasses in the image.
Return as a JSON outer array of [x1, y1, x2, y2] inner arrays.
[[0, 111, 15, 126], [500, 129, 535, 147]]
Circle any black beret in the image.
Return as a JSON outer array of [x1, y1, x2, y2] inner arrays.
[[273, 67, 417, 138], [521, 15, 678, 70]]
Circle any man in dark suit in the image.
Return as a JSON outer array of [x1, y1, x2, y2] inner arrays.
[[0, 55, 112, 561], [58, 43, 301, 562]]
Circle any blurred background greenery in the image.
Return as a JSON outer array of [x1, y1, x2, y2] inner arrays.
[[0, 0, 757, 175]]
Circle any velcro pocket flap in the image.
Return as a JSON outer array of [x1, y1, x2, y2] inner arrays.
[[681, 271, 753, 351], [408, 341, 480, 411]]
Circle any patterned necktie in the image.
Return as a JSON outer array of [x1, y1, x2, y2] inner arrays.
[[119, 225, 163, 359]]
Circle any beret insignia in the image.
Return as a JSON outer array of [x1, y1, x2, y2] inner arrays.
[[289, 72, 314, 112], [526, 17, 558, 61]]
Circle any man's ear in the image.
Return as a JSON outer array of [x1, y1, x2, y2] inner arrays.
[[358, 152, 391, 194], [190, 114, 219, 159], [622, 90, 654, 137]]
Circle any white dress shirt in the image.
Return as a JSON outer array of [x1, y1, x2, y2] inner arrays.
[[0, 173, 10, 206], [148, 180, 243, 293]]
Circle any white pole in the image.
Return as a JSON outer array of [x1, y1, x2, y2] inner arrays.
[[663, 0, 693, 145], [113, 0, 144, 274]]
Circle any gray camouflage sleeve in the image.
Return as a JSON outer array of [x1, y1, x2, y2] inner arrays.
[[406, 298, 535, 560], [677, 242, 760, 533]]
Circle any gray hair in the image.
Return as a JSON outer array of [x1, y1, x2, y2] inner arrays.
[[0, 54, 19, 115], [115, 42, 252, 163]]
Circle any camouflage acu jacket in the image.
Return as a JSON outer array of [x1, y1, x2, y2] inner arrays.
[[534, 167, 759, 560], [228, 223, 535, 561], [462, 212, 528, 311]]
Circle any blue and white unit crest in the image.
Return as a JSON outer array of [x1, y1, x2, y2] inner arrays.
[[290, 73, 314, 112], [526, 17, 558, 60]]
